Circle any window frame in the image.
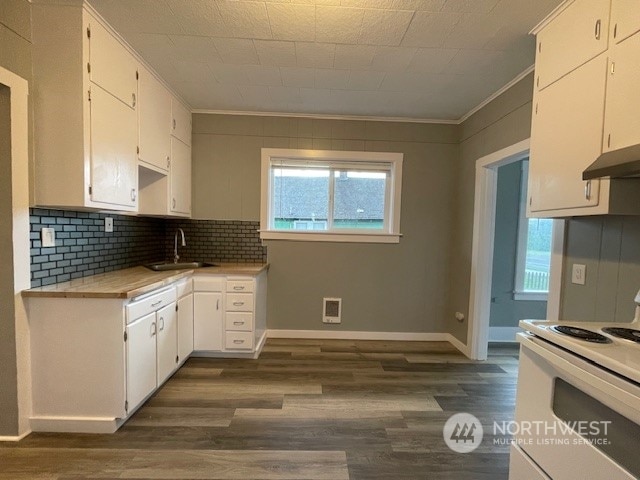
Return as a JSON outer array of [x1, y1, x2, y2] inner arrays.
[[514, 160, 550, 301], [260, 148, 403, 243]]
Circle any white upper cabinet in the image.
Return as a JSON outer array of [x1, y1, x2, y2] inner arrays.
[[88, 18, 138, 109], [534, 0, 610, 90], [138, 66, 171, 173], [89, 84, 138, 208], [609, 0, 640, 44], [171, 99, 192, 146], [603, 30, 640, 152], [529, 55, 606, 214], [170, 137, 192, 216]]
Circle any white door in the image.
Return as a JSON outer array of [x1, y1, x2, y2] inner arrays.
[[171, 98, 191, 146], [193, 291, 223, 351], [177, 293, 194, 362], [138, 66, 171, 171], [88, 14, 138, 109], [156, 303, 178, 385], [170, 137, 191, 215], [603, 31, 640, 152], [126, 312, 157, 412], [90, 84, 138, 208], [529, 55, 606, 213]]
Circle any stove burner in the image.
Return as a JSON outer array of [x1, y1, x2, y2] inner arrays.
[[551, 325, 612, 344], [602, 327, 640, 344]]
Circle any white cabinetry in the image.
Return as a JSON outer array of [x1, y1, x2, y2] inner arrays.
[[172, 99, 192, 146], [32, 3, 138, 211], [609, 0, 640, 44], [125, 312, 157, 414], [156, 303, 178, 385], [193, 276, 224, 351], [193, 271, 267, 357], [528, 0, 640, 217], [603, 31, 640, 153], [170, 137, 192, 216], [138, 66, 171, 173], [534, 0, 610, 90], [176, 279, 194, 363]]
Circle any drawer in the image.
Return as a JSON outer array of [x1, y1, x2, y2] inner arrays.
[[225, 312, 253, 331], [225, 331, 254, 350], [126, 287, 176, 324], [226, 279, 254, 293], [175, 278, 193, 298], [226, 293, 254, 312], [193, 275, 224, 292]]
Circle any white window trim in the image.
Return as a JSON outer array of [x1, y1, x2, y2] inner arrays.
[[514, 160, 548, 302], [260, 148, 403, 243]]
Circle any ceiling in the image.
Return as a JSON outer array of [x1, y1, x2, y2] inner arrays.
[[89, 0, 562, 122]]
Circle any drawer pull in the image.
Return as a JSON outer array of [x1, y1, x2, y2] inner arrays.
[[150, 321, 156, 337], [595, 19, 601, 40], [585, 180, 592, 200], [151, 300, 162, 308], [159, 317, 165, 331], [233, 339, 244, 344], [233, 286, 245, 291], [233, 321, 245, 325], [233, 302, 244, 306]]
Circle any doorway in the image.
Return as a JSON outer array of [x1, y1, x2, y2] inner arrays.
[[466, 139, 565, 360]]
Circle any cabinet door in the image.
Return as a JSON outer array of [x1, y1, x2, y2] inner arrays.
[[610, 0, 640, 44], [88, 15, 138, 109], [535, 0, 610, 90], [171, 98, 191, 146], [138, 67, 171, 172], [603, 31, 640, 152], [90, 84, 138, 208], [177, 293, 194, 362], [126, 312, 157, 412], [156, 303, 178, 385], [193, 292, 223, 351], [170, 138, 192, 215], [529, 55, 607, 213]]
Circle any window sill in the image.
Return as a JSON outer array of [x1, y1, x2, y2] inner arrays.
[[513, 291, 548, 302], [260, 230, 402, 244]]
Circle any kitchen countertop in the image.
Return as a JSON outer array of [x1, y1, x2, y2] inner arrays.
[[22, 263, 269, 299]]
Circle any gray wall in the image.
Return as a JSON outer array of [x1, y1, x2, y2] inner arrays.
[[489, 160, 546, 327], [0, 0, 31, 437], [449, 73, 535, 342], [193, 114, 459, 333], [561, 216, 640, 322]]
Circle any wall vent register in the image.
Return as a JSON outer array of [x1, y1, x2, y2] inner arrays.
[[323, 298, 342, 324]]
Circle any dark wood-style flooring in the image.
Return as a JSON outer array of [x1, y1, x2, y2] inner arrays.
[[0, 339, 519, 479]]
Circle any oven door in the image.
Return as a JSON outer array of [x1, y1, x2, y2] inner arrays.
[[513, 333, 640, 480]]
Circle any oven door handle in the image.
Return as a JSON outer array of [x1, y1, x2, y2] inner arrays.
[[523, 336, 640, 421]]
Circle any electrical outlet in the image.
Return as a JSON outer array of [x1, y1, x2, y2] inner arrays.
[[572, 264, 586, 285], [41, 227, 56, 247], [105, 217, 113, 233]]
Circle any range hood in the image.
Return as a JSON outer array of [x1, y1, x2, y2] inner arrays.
[[583, 144, 640, 180]]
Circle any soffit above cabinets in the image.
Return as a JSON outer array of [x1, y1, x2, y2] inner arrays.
[[89, 0, 563, 122]]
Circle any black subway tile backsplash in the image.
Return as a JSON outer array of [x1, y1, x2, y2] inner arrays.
[[29, 209, 267, 287]]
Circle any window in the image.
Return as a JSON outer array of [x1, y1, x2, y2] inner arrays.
[[260, 148, 403, 243], [514, 160, 553, 301]]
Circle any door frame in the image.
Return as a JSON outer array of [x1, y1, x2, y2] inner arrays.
[[466, 138, 565, 360], [0, 66, 31, 440]]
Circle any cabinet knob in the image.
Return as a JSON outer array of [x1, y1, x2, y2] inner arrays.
[[585, 180, 592, 200], [172, 198, 176, 209], [159, 317, 165, 331], [172, 118, 177, 130], [595, 19, 601, 40], [233, 339, 244, 344], [132, 93, 136, 108], [614, 23, 618, 39], [233, 321, 244, 325], [150, 321, 156, 337], [131, 188, 137, 202], [233, 286, 245, 291], [233, 302, 244, 307], [166, 156, 171, 168]]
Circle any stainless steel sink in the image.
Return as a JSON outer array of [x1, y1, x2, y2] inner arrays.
[[145, 261, 218, 271]]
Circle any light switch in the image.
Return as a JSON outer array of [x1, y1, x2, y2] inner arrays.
[[41, 227, 56, 247], [105, 217, 113, 233], [572, 264, 586, 285]]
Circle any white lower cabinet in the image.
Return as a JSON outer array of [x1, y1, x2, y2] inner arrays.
[[156, 303, 178, 385], [125, 311, 157, 413], [193, 271, 267, 357], [177, 288, 194, 363]]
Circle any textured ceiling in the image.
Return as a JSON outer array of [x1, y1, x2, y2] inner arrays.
[[89, 0, 562, 121]]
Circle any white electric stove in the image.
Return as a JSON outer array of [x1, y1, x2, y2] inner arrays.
[[508, 291, 640, 480]]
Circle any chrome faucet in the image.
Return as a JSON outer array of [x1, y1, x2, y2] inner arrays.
[[174, 228, 186, 264]]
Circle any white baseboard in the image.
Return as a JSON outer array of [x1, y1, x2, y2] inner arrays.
[[30, 416, 121, 434], [446, 333, 470, 356], [266, 329, 451, 342], [0, 430, 31, 442], [489, 326, 523, 342]]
